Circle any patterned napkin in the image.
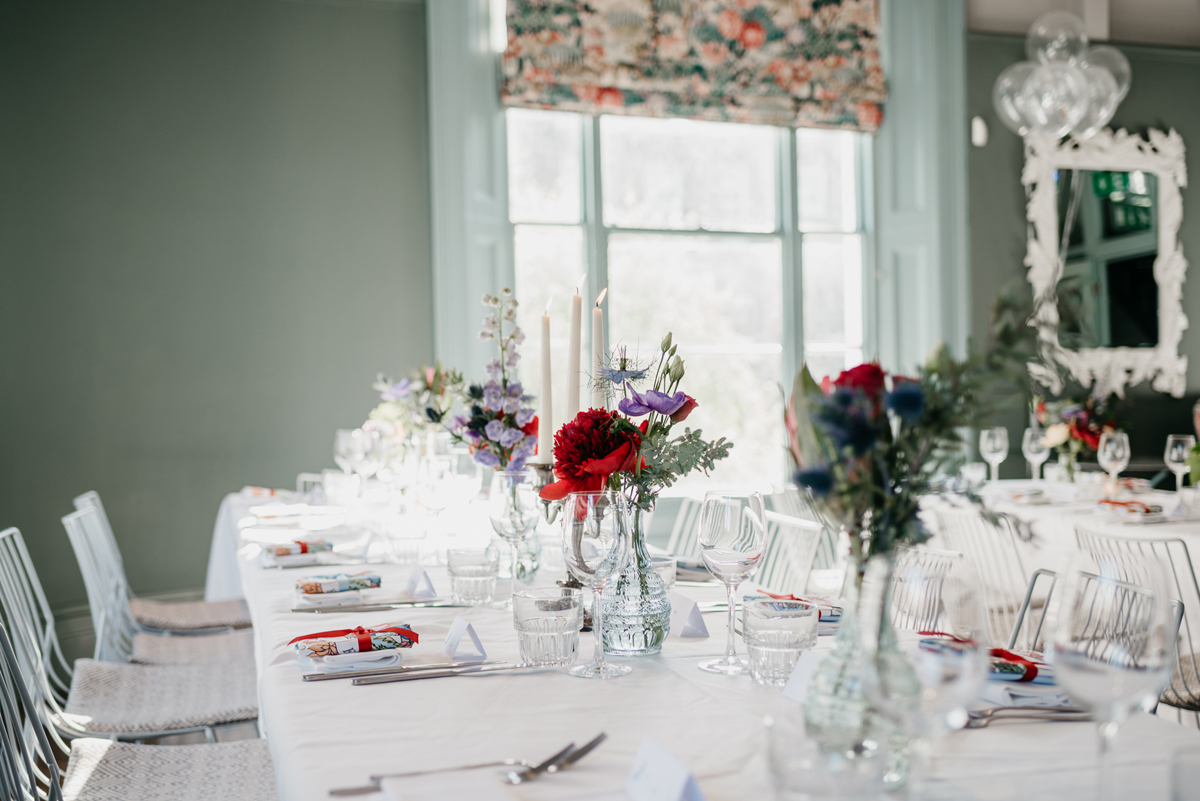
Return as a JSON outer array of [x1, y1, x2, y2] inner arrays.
[[272, 540, 333, 557], [289, 622, 418, 657], [295, 572, 381, 594], [989, 648, 1055, 685]]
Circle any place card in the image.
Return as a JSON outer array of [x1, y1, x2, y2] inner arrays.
[[626, 736, 705, 801], [782, 650, 821, 703], [667, 592, 708, 638], [442, 616, 487, 660], [407, 565, 437, 598]]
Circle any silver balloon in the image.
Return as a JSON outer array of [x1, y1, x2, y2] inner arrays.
[[1082, 45, 1132, 99], [1017, 63, 1089, 139], [1070, 63, 1120, 140], [992, 61, 1038, 134], [1026, 11, 1088, 64]]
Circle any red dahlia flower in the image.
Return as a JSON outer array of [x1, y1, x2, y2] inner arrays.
[[539, 408, 640, 501], [834, 363, 886, 401]]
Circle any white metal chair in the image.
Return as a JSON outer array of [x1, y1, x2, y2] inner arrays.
[[753, 512, 825, 596], [888, 546, 965, 633], [1075, 527, 1200, 723], [664, 497, 703, 557], [0, 527, 258, 746], [296, 473, 324, 494], [767, 485, 840, 572], [71, 493, 250, 632], [932, 507, 1031, 646], [0, 618, 275, 801]]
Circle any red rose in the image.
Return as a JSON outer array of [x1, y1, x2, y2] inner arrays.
[[1070, 419, 1100, 451], [540, 409, 641, 501], [833, 363, 887, 400], [670, 395, 699, 422], [739, 21, 766, 49]]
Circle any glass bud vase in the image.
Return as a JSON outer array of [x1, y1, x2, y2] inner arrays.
[[601, 503, 671, 656], [802, 555, 918, 791]]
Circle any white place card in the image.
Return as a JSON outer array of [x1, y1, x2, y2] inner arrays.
[[782, 650, 821, 703], [626, 736, 705, 801], [442, 616, 487, 660], [407, 565, 437, 598], [667, 592, 708, 638]]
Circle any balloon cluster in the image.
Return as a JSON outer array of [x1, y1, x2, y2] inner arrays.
[[992, 12, 1131, 141]]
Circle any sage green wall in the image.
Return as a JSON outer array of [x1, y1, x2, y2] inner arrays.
[[968, 33, 1200, 469], [0, 0, 432, 612]]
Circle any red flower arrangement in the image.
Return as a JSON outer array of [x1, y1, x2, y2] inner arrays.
[[540, 409, 641, 501]]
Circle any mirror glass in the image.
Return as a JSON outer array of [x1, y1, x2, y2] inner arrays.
[[1054, 168, 1159, 349]]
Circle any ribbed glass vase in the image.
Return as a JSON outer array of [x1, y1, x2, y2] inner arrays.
[[600, 504, 670, 656]]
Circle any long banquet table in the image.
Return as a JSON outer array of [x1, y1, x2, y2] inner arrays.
[[218, 490, 1200, 801]]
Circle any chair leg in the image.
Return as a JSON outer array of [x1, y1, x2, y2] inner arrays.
[[204, 726, 216, 744]]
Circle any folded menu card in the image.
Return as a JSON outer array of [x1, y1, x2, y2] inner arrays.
[[295, 572, 381, 594], [289, 622, 418, 657]]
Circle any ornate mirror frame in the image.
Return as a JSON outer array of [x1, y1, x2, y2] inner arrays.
[[1024, 128, 1188, 398]]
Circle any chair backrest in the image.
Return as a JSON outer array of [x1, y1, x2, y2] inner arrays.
[[0, 620, 64, 801], [888, 546, 964, 633], [61, 509, 136, 663], [767, 486, 840, 572], [664, 498, 703, 557], [296, 473, 324, 494], [754, 512, 824, 595], [932, 507, 1030, 646]]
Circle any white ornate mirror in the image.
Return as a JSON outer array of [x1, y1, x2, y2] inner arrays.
[[1023, 128, 1188, 398]]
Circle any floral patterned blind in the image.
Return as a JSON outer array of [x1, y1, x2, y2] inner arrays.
[[500, 0, 887, 133]]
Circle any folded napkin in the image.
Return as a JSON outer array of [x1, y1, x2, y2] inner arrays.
[[292, 589, 363, 609], [989, 648, 1054, 685], [295, 572, 381, 594], [753, 589, 842, 622], [289, 622, 418, 658], [1098, 499, 1167, 524], [300, 649, 401, 674], [272, 539, 333, 557], [979, 681, 1073, 709]]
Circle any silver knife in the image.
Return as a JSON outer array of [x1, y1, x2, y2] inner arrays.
[[302, 660, 498, 682], [291, 600, 469, 613], [352, 663, 546, 685]]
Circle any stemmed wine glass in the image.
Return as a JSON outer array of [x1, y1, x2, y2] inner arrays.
[[697, 491, 766, 675], [1098, 431, 1131, 494], [488, 468, 540, 606], [348, 428, 383, 481], [1022, 427, 1050, 480], [334, 429, 355, 473], [1165, 435, 1195, 492], [562, 491, 631, 679], [1047, 550, 1173, 800], [979, 427, 1009, 482]]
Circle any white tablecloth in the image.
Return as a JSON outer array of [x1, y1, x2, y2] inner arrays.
[[216, 492, 1200, 801]]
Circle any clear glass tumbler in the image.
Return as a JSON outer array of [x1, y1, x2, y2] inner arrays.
[[512, 587, 583, 667], [743, 599, 818, 686], [651, 555, 677, 593], [447, 548, 499, 605]]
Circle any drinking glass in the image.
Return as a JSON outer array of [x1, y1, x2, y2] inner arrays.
[[651, 555, 677, 592], [1098, 430, 1131, 492], [1022, 427, 1050, 480], [979, 427, 1009, 482], [488, 469, 541, 605], [697, 491, 766, 675], [1047, 550, 1173, 801], [562, 491, 632, 679], [958, 462, 987, 490], [447, 548, 499, 605], [334, 429, 356, 473], [348, 428, 383, 480], [1164, 434, 1195, 492], [512, 587, 583, 667], [743, 599, 818, 686]]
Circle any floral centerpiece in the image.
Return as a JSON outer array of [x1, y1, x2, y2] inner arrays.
[[1034, 392, 1119, 481], [370, 362, 465, 437], [449, 290, 539, 470], [541, 334, 731, 655]]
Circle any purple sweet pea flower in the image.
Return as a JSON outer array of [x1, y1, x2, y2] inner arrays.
[[483, 381, 503, 410], [617, 383, 688, 417], [485, 419, 507, 442], [499, 427, 525, 448], [515, 408, 535, 427], [506, 382, 523, 398], [485, 360, 503, 380], [502, 397, 521, 415], [473, 450, 501, 468], [380, 379, 411, 401]]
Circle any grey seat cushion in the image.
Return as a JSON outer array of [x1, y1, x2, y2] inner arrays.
[[131, 629, 255, 666], [129, 598, 252, 631]]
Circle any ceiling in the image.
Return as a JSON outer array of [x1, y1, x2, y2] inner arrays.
[[968, 0, 1200, 48]]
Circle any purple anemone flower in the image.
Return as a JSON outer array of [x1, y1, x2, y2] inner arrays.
[[473, 450, 501, 468], [617, 383, 688, 417], [380, 379, 411, 401]]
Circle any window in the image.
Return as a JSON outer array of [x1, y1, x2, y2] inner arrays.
[[507, 109, 867, 486]]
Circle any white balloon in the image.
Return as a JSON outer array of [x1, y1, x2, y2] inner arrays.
[[1017, 63, 1089, 139], [1026, 11, 1088, 64], [992, 61, 1038, 134], [1070, 63, 1120, 140], [1082, 45, 1132, 99]]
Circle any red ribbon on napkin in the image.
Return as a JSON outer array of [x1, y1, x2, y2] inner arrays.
[[288, 625, 419, 652], [1098, 499, 1155, 514], [757, 589, 831, 619], [296, 541, 310, 554]]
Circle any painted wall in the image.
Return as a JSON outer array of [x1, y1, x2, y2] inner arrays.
[[968, 33, 1200, 467], [0, 0, 432, 612]]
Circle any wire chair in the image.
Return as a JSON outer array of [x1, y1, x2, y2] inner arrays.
[[61, 509, 139, 663], [0, 619, 64, 801], [931, 507, 1030, 647], [664, 498, 703, 558], [295, 473, 324, 494], [1075, 527, 1200, 722], [767, 485, 840, 571], [888, 546, 965, 633], [753, 512, 824, 596]]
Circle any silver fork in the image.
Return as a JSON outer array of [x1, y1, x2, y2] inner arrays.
[[498, 742, 577, 786], [965, 709, 1091, 728], [328, 751, 547, 796]]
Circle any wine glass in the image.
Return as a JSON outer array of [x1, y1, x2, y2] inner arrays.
[[1165, 435, 1195, 492], [1047, 550, 1173, 800], [697, 491, 766, 675], [1098, 431, 1131, 494], [348, 428, 383, 480], [1022, 427, 1050, 480], [488, 468, 540, 605], [562, 491, 631, 679], [979, 427, 1009, 482], [334, 429, 355, 473]]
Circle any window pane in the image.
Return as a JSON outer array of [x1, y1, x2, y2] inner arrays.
[[507, 109, 582, 224], [602, 117, 776, 233], [798, 129, 859, 233], [608, 234, 784, 485], [514, 224, 586, 438], [803, 233, 863, 380]]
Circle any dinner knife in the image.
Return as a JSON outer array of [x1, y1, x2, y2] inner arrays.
[[352, 663, 546, 685], [302, 660, 499, 682], [291, 600, 470, 613]]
